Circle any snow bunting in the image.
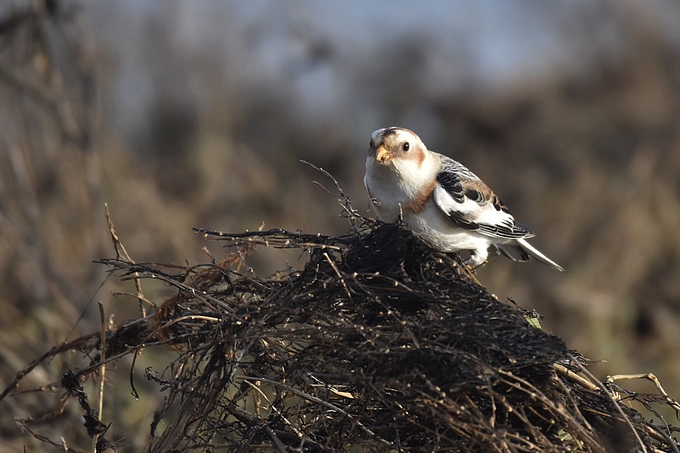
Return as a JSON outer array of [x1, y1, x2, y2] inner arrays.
[[364, 127, 564, 271]]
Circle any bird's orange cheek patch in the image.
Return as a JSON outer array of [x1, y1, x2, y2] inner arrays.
[[415, 150, 426, 168]]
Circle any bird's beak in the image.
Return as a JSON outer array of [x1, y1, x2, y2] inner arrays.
[[375, 145, 390, 163]]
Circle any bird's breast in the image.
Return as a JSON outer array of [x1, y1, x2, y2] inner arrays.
[[365, 167, 410, 221], [404, 179, 437, 214]]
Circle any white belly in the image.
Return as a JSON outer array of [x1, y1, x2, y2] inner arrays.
[[403, 201, 496, 253]]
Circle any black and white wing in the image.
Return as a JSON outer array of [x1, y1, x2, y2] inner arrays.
[[432, 154, 534, 239]]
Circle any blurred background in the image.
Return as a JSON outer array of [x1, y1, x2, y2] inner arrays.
[[2, 0, 680, 450]]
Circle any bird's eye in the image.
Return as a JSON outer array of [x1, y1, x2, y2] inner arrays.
[[402, 142, 410, 152], [369, 140, 374, 147]]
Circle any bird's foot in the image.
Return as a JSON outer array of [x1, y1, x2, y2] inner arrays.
[[463, 250, 490, 270], [462, 257, 477, 271], [460, 256, 484, 286]]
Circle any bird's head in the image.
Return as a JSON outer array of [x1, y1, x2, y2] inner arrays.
[[368, 127, 426, 166], [364, 127, 440, 215]]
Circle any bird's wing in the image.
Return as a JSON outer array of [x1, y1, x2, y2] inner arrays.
[[432, 154, 534, 239]]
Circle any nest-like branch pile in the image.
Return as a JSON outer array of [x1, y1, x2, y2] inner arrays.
[[3, 202, 680, 452]]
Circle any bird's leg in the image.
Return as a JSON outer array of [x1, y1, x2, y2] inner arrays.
[[458, 253, 484, 286], [464, 249, 489, 270]]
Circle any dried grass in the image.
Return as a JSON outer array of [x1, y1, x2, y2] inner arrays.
[[2, 182, 679, 453]]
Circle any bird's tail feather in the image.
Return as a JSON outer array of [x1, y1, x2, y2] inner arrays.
[[497, 239, 564, 271]]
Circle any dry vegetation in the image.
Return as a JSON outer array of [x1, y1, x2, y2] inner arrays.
[[1, 0, 680, 451], [3, 190, 680, 451]]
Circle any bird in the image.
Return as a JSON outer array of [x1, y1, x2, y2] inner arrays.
[[364, 126, 564, 271]]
